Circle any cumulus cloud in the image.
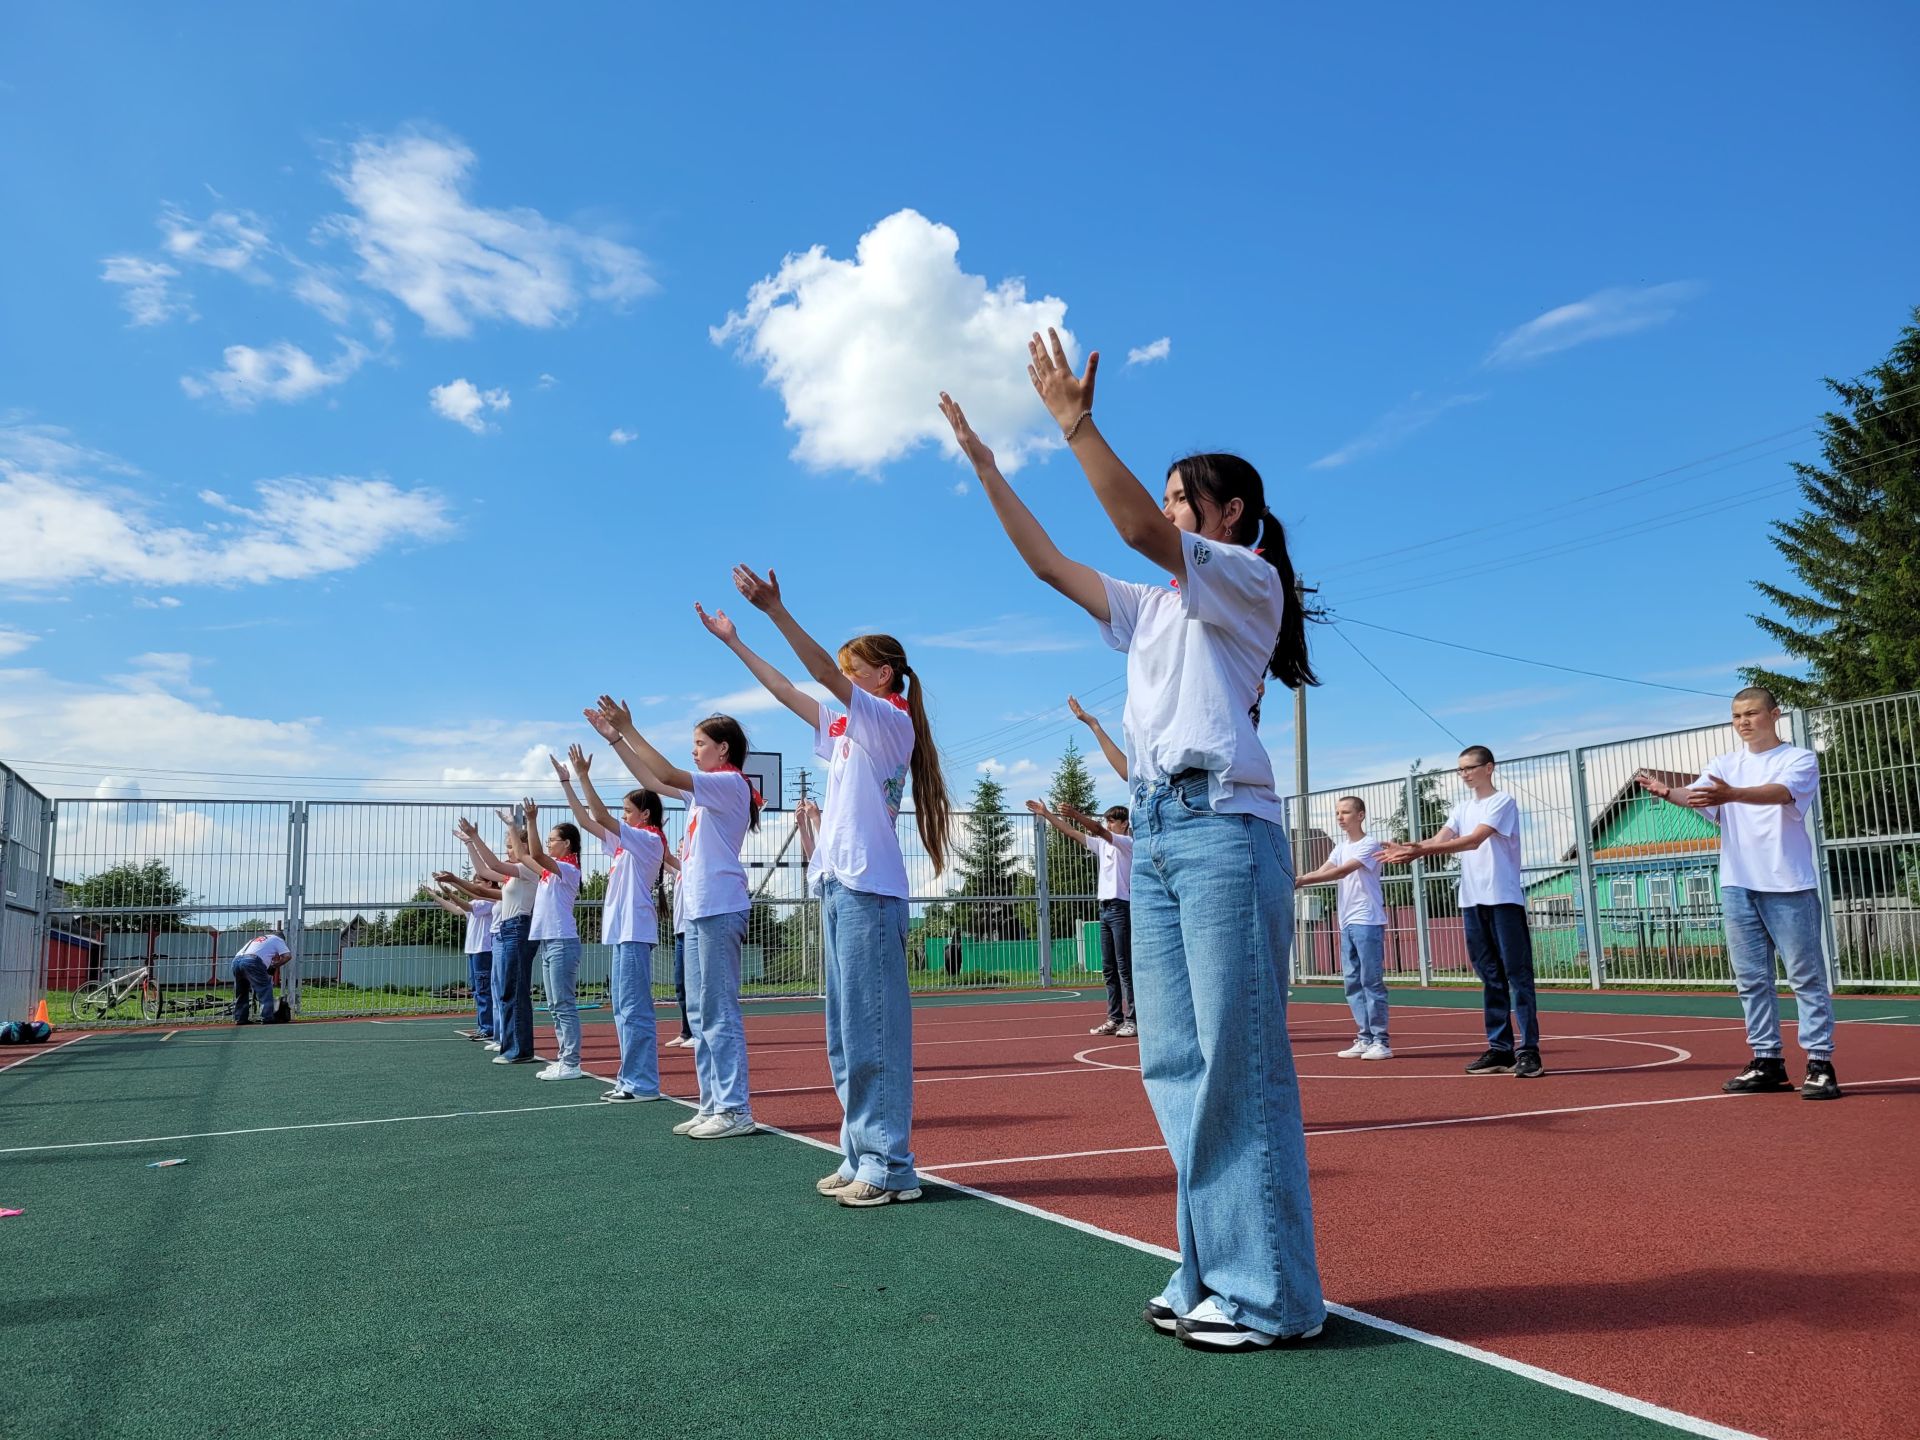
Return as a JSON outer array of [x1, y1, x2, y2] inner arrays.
[[324, 132, 655, 337], [0, 421, 452, 589], [132, 595, 184, 610], [1127, 337, 1171, 366], [101, 256, 190, 327], [158, 205, 272, 276], [1309, 392, 1485, 470], [181, 339, 369, 408], [608, 427, 636, 445], [977, 756, 1045, 787], [0, 626, 36, 658], [1485, 282, 1700, 368], [712, 209, 1075, 475], [429, 378, 511, 433]]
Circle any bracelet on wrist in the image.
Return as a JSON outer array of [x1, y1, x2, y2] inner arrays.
[[1064, 410, 1092, 443]]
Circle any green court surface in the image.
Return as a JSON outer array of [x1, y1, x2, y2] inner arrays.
[[8, 1015, 1735, 1439]]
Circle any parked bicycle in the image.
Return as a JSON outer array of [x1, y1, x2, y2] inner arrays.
[[68, 964, 162, 1023]]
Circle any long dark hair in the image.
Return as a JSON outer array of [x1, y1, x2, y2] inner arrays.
[[1169, 452, 1317, 689], [695, 714, 763, 831], [625, 788, 669, 913], [838, 632, 951, 875]]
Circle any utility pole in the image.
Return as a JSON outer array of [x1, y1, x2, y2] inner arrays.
[[1292, 578, 1325, 987]]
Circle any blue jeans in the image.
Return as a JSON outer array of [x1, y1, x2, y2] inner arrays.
[[1341, 924, 1389, 1045], [1098, 898, 1135, 1024], [1130, 773, 1325, 1338], [611, 940, 660, 1095], [468, 950, 494, 1037], [1722, 886, 1834, 1060], [673, 933, 692, 1040], [1462, 904, 1539, 1053], [231, 956, 275, 1022], [538, 938, 582, 1067], [685, 911, 750, 1115], [493, 915, 535, 1060], [821, 880, 916, 1189]]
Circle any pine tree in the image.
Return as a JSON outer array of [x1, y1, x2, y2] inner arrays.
[[1385, 762, 1451, 845], [1747, 308, 1920, 706], [1044, 738, 1102, 939], [951, 774, 1030, 938]]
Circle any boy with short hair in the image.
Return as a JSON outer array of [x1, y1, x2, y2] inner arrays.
[[1298, 795, 1390, 1059], [1637, 686, 1839, 1099], [1028, 799, 1137, 1037], [232, 927, 290, 1026], [1383, 746, 1543, 1078]]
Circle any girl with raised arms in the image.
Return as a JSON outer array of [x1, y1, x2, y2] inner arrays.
[[517, 797, 586, 1082], [592, 697, 762, 1139], [698, 568, 952, 1206], [552, 744, 667, 1102], [456, 816, 539, 1066], [938, 330, 1325, 1350]]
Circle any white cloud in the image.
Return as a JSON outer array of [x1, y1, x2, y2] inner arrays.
[[1126, 337, 1171, 366], [608, 427, 636, 445], [0, 626, 36, 657], [712, 209, 1075, 475], [101, 256, 190, 327], [952, 480, 969, 497], [112, 651, 213, 700], [1310, 392, 1485, 470], [976, 756, 1045, 789], [537, 373, 558, 389], [0, 421, 453, 589], [92, 775, 145, 800], [289, 266, 356, 324], [181, 339, 369, 408], [915, 616, 1086, 654], [133, 595, 184, 610], [1485, 282, 1700, 368], [324, 131, 655, 337], [158, 205, 271, 276], [429, 378, 511, 434]]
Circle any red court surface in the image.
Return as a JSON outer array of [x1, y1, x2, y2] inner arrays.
[[563, 995, 1917, 1440]]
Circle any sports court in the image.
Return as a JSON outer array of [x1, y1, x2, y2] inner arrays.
[[8, 987, 1914, 1440]]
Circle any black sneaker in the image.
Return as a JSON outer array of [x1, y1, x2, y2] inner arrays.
[[1143, 1296, 1178, 1335], [1513, 1049, 1545, 1079], [1465, 1049, 1515, 1074], [1722, 1057, 1792, 1094], [233, 1018, 254, 1026], [1800, 1059, 1843, 1101]]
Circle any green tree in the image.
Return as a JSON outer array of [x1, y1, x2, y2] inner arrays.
[[1385, 762, 1451, 846], [950, 775, 1032, 939], [1042, 737, 1102, 942], [64, 859, 192, 933], [388, 887, 462, 948], [577, 870, 608, 943]]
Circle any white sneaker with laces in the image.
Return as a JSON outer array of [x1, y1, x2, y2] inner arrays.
[[1336, 1040, 1369, 1058], [536, 1063, 585, 1081], [689, 1109, 758, 1140], [484, 1042, 502, 1053], [672, 1111, 713, 1135], [1176, 1296, 1323, 1350], [1362, 1042, 1393, 1060]]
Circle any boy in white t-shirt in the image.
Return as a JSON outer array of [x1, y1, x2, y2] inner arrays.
[[1637, 686, 1840, 1100], [428, 879, 500, 1042], [1029, 800, 1137, 1037], [1298, 796, 1390, 1059], [231, 928, 290, 1025], [1383, 746, 1543, 1078]]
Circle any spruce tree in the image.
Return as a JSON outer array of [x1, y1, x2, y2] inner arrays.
[[951, 773, 1029, 938]]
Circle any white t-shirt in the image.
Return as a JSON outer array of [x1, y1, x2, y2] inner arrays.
[[1328, 834, 1387, 927], [810, 686, 915, 898], [671, 873, 685, 936], [238, 934, 289, 967], [679, 770, 753, 920], [527, 859, 582, 942], [1693, 744, 1820, 892], [1088, 832, 1134, 902], [494, 869, 536, 929], [602, 822, 666, 945], [1445, 791, 1524, 908], [463, 899, 495, 954], [1098, 530, 1286, 824]]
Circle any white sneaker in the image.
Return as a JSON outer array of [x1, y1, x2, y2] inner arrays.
[[1336, 1040, 1369, 1058], [689, 1109, 758, 1140], [483, 1042, 502, 1053], [1361, 1042, 1393, 1061], [671, 1111, 713, 1135], [536, 1063, 585, 1081], [1177, 1296, 1322, 1350], [667, 1035, 694, 1049]]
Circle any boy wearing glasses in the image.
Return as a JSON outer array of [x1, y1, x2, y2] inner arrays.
[[1382, 747, 1543, 1077]]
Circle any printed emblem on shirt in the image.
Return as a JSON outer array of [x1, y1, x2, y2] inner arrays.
[[1193, 541, 1211, 566]]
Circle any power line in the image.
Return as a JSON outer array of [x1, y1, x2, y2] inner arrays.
[[1327, 625, 1464, 746], [1330, 615, 1729, 697]]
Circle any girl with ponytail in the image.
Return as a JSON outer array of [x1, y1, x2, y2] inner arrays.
[[938, 330, 1325, 1349], [697, 564, 950, 1207]]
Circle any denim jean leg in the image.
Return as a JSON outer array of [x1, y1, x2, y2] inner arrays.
[[542, 939, 581, 1067], [1097, 902, 1126, 1024], [821, 883, 856, 1179], [492, 916, 535, 1060], [1461, 906, 1514, 1052], [1110, 899, 1135, 1021], [832, 886, 915, 1189], [1339, 928, 1369, 1042], [1721, 887, 1785, 1058], [1343, 925, 1389, 1044], [1491, 905, 1539, 1051], [672, 934, 692, 1040], [1762, 890, 1834, 1059], [612, 941, 659, 1094], [681, 924, 712, 1110], [691, 911, 751, 1114], [470, 951, 494, 1036], [1130, 778, 1324, 1336]]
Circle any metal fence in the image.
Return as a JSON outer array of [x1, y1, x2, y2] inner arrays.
[[12, 688, 1920, 1026]]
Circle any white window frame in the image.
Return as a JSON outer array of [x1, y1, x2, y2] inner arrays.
[[1609, 877, 1637, 909], [1647, 875, 1675, 911]]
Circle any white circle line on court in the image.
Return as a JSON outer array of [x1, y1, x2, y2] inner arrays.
[[1073, 1034, 1695, 1078]]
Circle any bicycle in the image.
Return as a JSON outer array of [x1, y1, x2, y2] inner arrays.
[[69, 964, 163, 1023]]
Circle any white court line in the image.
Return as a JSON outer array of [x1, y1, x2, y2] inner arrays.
[[0, 1033, 90, 1073], [160, 1030, 178, 1043]]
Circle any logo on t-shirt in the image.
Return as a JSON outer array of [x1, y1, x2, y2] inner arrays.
[[1193, 541, 1212, 566]]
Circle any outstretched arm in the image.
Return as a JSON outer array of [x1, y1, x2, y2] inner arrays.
[[568, 744, 622, 838], [551, 752, 613, 843], [434, 868, 501, 901], [1056, 803, 1114, 844], [1382, 825, 1478, 863], [1068, 694, 1129, 781], [1297, 858, 1364, 885], [1027, 329, 1187, 581], [456, 821, 512, 882], [729, 568, 851, 709], [794, 797, 821, 864], [427, 885, 471, 917], [938, 392, 1110, 621], [696, 598, 827, 724], [588, 698, 693, 799], [1024, 798, 1091, 846]]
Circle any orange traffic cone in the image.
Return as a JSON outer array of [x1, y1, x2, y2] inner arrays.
[[31, 998, 48, 1024]]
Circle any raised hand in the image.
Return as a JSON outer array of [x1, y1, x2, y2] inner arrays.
[[583, 705, 617, 741], [595, 695, 634, 732], [1067, 694, 1092, 724], [732, 565, 781, 613], [492, 806, 517, 828], [695, 601, 739, 642], [937, 391, 997, 473], [432, 870, 458, 885], [1634, 769, 1671, 800], [453, 819, 477, 841], [549, 753, 571, 785], [522, 797, 539, 829], [795, 797, 821, 827], [1023, 798, 1049, 817], [567, 743, 592, 776], [1026, 327, 1097, 433], [1059, 803, 1094, 824]]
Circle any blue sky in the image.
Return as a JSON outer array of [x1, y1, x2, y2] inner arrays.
[[2, 2, 1916, 816]]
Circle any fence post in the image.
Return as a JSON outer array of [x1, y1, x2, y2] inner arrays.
[[284, 802, 308, 1013], [1567, 748, 1606, 990], [1788, 707, 1842, 991], [1406, 771, 1433, 987], [1032, 811, 1053, 988]]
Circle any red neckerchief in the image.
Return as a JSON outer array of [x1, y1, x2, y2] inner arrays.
[[613, 825, 664, 862], [829, 691, 910, 739], [540, 859, 579, 885]]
